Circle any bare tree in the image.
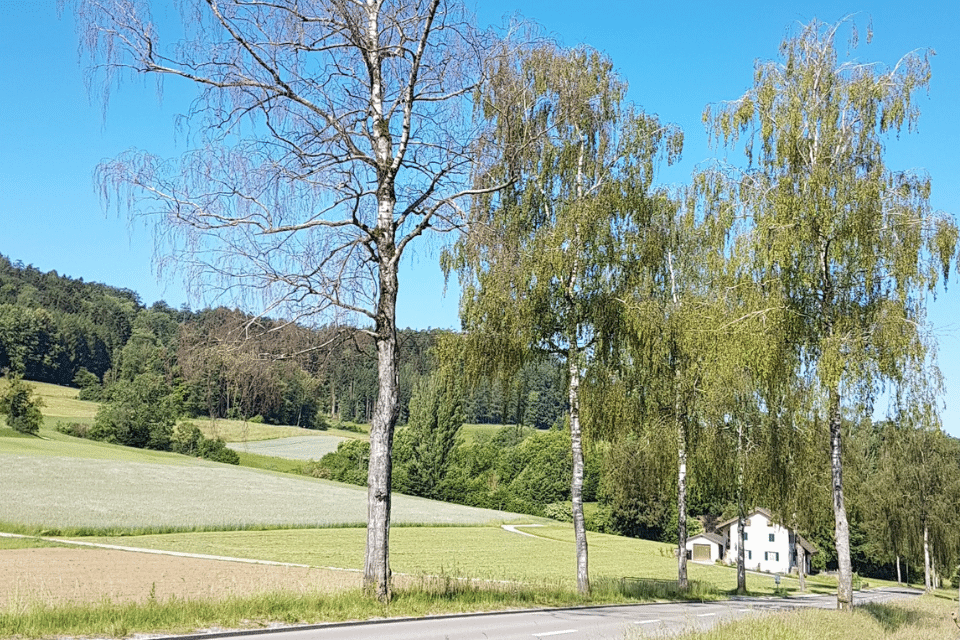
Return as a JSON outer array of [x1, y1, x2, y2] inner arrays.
[[63, 0, 499, 600]]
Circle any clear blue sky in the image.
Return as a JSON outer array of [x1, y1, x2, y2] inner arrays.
[[1, 1, 958, 435]]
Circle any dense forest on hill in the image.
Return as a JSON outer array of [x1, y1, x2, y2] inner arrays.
[[0, 254, 566, 430]]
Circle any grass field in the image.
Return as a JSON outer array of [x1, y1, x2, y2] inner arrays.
[[0, 428, 525, 532], [75, 525, 837, 596]]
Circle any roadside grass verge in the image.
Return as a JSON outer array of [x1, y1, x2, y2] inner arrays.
[[0, 571, 722, 639], [659, 594, 956, 640], [0, 582, 568, 639]]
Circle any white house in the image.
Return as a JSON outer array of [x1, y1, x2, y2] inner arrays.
[[716, 508, 817, 574], [685, 532, 726, 563]]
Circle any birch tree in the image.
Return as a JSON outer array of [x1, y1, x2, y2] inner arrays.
[[704, 19, 958, 609], [63, 0, 498, 601], [447, 42, 681, 595]]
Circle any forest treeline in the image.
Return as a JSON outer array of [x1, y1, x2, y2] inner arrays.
[[0, 254, 565, 430]]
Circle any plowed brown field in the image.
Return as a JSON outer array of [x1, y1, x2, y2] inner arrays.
[[0, 547, 360, 608]]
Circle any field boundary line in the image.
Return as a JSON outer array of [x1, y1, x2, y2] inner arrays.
[[0, 532, 360, 572]]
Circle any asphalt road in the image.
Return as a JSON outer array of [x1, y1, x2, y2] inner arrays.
[[171, 586, 922, 640]]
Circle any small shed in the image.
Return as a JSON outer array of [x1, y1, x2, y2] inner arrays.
[[685, 532, 726, 563]]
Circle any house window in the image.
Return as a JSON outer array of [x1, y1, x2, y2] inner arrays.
[[764, 552, 780, 562], [769, 533, 775, 542], [747, 550, 752, 560], [743, 532, 748, 540]]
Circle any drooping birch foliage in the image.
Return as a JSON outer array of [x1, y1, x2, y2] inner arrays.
[[446, 41, 681, 595], [703, 18, 958, 609]]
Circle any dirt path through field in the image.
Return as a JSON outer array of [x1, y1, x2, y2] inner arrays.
[[1, 546, 362, 608]]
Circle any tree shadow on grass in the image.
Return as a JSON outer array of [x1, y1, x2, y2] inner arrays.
[[861, 602, 925, 633]]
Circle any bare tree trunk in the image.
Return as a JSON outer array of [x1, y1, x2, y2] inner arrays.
[[923, 519, 932, 592], [364, 248, 400, 601], [737, 505, 746, 595], [735, 420, 747, 595], [829, 389, 853, 610], [896, 555, 902, 584], [568, 343, 589, 596]]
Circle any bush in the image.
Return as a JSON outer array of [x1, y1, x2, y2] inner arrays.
[[73, 368, 103, 401], [171, 422, 205, 456], [303, 439, 370, 485], [56, 421, 91, 438], [543, 502, 573, 522], [197, 437, 240, 464], [89, 373, 177, 450], [1, 374, 44, 435]]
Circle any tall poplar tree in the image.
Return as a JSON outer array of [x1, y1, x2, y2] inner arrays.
[[704, 19, 958, 609], [448, 42, 681, 595]]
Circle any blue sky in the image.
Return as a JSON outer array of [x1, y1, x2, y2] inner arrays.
[[1, 1, 958, 435]]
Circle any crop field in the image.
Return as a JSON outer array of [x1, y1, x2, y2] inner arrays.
[[227, 435, 348, 460], [0, 431, 522, 531]]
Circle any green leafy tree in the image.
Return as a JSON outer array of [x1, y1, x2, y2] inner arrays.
[[1, 374, 44, 435], [90, 372, 177, 450], [396, 361, 464, 501], [449, 41, 681, 595], [704, 19, 958, 608]]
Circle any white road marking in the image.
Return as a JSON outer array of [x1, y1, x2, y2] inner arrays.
[[501, 524, 546, 538], [634, 619, 661, 624], [534, 630, 577, 637], [696, 612, 716, 617]]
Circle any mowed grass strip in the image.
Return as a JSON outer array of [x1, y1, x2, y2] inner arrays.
[[227, 435, 348, 460], [0, 431, 523, 531], [193, 418, 367, 442]]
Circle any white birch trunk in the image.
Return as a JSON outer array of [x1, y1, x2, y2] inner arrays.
[[364, 251, 400, 601], [923, 520, 932, 592], [677, 411, 688, 590], [568, 345, 589, 596]]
